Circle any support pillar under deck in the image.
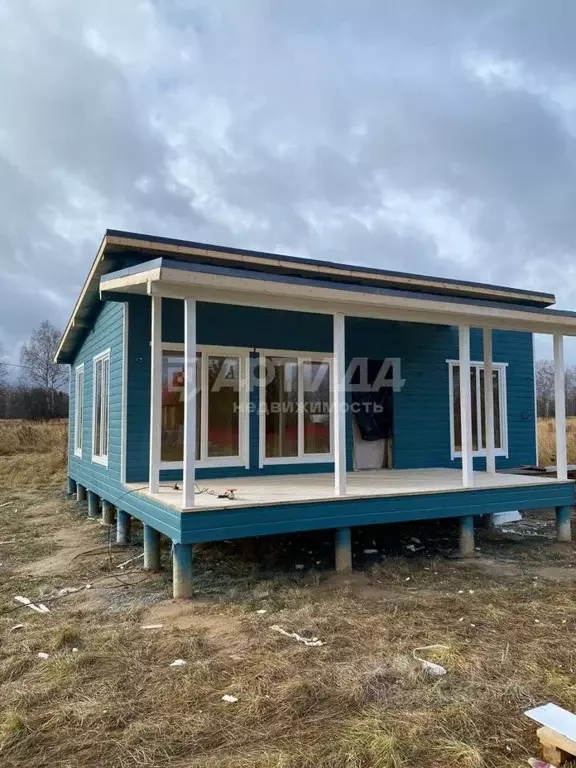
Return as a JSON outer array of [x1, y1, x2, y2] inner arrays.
[[556, 506, 572, 543], [102, 500, 115, 526], [335, 527, 352, 574], [143, 525, 161, 571], [173, 543, 194, 599], [459, 515, 475, 558], [76, 484, 86, 503], [87, 491, 100, 520], [116, 509, 131, 547], [67, 477, 77, 496]]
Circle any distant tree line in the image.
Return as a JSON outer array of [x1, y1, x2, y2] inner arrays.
[[535, 359, 576, 418], [0, 321, 68, 420]]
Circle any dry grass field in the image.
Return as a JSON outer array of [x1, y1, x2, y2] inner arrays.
[[1, 419, 576, 767], [0, 419, 67, 491], [538, 415, 576, 466]]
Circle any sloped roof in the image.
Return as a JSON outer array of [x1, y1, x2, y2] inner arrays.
[[55, 228, 556, 363]]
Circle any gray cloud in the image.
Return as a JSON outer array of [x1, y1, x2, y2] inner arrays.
[[1, 0, 576, 365]]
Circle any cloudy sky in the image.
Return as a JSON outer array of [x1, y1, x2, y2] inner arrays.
[[1, 0, 576, 368]]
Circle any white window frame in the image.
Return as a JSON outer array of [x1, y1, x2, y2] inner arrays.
[[447, 359, 509, 460], [258, 349, 334, 467], [92, 349, 111, 467], [160, 343, 250, 470], [74, 364, 84, 458]]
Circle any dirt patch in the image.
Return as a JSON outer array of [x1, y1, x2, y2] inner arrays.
[[15, 521, 103, 577], [534, 565, 576, 582], [141, 601, 250, 653]]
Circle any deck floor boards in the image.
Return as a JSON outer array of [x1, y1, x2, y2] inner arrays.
[[126, 468, 568, 513]]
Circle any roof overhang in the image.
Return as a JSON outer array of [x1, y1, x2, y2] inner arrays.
[[54, 229, 559, 363], [100, 257, 576, 336]]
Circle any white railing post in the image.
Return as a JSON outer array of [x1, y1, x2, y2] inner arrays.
[[483, 328, 496, 474], [333, 313, 347, 496], [183, 298, 197, 508], [149, 295, 162, 494], [554, 333, 568, 481], [459, 325, 474, 487]]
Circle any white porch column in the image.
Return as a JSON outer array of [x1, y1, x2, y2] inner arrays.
[[459, 326, 474, 488], [483, 328, 496, 474], [554, 333, 568, 480], [333, 312, 347, 496], [149, 296, 162, 494], [183, 298, 197, 508]]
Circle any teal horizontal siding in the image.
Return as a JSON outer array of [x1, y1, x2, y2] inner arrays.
[[67, 295, 551, 546], [178, 481, 576, 544], [346, 319, 537, 470], [126, 297, 536, 483], [126, 296, 336, 483], [67, 300, 183, 539]]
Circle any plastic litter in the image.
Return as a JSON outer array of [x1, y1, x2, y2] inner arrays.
[[270, 625, 326, 647], [222, 694, 239, 703], [10, 624, 24, 633], [413, 645, 449, 677], [170, 659, 187, 667], [118, 553, 144, 569], [54, 586, 82, 597], [14, 596, 50, 614], [141, 624, 163, 629], [37, 652, 50, 660], [256, 609, 267, 615]]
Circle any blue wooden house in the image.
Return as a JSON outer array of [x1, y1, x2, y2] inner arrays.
[[56, 230, 576, 597]]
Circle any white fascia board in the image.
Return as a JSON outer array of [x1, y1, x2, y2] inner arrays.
[[105, 233, 552, 306], [101, 265, 576, 336], [55, 234, 109, 362]]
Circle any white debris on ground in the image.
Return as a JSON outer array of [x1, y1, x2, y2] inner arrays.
[[14, 596, 50, 613], [221, 695, 239, 703], [37, 652, 49, 660], [169, 659, 187, 667], [270, 625, 326, 647], [413, 645, 449, 677]]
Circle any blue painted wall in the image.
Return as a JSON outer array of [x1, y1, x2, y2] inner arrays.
[[125, 297, 337, 482], [346, 318, 536, 470], [68, 301, 124, 488], [67, 300, 183, 540], [66, 295, 547, 544], [70, 297, 536, 488]]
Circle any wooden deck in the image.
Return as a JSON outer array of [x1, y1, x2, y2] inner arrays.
[[127, 468, 569, 513]]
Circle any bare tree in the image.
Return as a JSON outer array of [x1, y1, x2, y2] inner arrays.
[[535, 359, 555, 418], [0, 343, 7, 387], [20, 321, 67, 417]]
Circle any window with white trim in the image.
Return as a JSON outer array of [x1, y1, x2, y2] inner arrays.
[[74, 364, 84, 457], [161, 346, 249, 467], [262, 354, 332, 463], [92, 351, 110, 464], [448, 361, 508, 458]]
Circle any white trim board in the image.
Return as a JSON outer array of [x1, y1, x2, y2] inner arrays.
[[91, 348, 111, 468], [120, 303, 128, 485], [258, 352, 333, 467], [101, 268, 576, 335], [161, 344, 250, 468], [74, 364, 84, 458], [447, 360, 509, 460], [525, 704, 576, 743]]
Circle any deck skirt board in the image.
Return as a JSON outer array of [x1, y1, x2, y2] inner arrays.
[[126, 469, 572, 514]]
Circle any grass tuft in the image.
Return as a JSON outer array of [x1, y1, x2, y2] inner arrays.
[[0, 711, 30, 750]]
